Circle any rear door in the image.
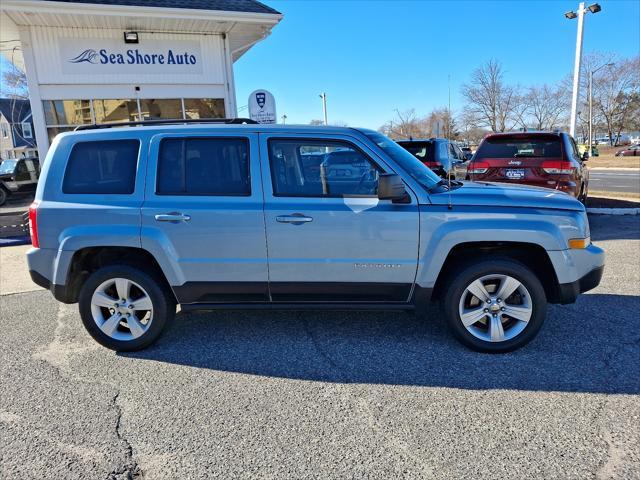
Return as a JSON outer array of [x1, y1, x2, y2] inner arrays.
[[141, 132, 269, 304], [259, 133, 420, 303]]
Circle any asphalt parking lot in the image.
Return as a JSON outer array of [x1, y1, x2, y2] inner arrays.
[[1, 215, 639, 479]]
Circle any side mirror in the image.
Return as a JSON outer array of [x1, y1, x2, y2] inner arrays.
[[378, 173, 408, 202]]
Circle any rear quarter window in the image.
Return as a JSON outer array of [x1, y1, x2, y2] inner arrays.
[[62, 140, 140, 194]]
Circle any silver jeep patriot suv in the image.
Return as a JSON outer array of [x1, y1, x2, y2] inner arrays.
[[27, 120, 605, 353]]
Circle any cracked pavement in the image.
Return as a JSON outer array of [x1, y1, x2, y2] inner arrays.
[[1, 215, 639, 479]]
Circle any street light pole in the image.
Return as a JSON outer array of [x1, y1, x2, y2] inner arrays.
[[569, 2, 585, 138], [588, 62, 613, 157], [319, 93, 328, 125]]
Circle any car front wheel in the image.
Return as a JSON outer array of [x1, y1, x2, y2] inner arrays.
[[443, 259, 547, 353], [78, 265, 175, 351]]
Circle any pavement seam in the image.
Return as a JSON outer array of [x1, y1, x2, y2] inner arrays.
[[32, 302, 145, 479], [106, 391, 142, 480]]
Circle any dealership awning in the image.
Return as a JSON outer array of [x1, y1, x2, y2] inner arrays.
[[1, 0, 282, 71]]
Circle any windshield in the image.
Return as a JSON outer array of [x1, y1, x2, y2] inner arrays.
[[0, 160, 17, 175], [475, 136, 562, 159], [365, 132, 441, 190]]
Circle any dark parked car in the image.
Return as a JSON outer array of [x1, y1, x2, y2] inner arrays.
[[615, 144, 640, 156], [396, 138, 467, 178], [465, 132, 589, 203], [0, 158, 40, 206]]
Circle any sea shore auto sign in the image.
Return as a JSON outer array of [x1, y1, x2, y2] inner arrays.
[[59, 38, 203, 75], [248, 90, 277, 124]]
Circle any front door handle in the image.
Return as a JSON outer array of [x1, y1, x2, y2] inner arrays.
[[155, 213, 191, 223], [276, 213, 313, 225]]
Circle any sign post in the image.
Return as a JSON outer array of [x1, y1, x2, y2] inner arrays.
[[248, 90, 276, 124]]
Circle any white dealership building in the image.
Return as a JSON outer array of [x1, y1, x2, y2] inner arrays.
[[0, 0, 282, 157]]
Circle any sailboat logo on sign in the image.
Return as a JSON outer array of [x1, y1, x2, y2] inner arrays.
[[256, 92, 266, 109]]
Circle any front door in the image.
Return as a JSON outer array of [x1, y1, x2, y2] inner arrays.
[[141, 132, 268, 304], [260, 133, 420, 303]]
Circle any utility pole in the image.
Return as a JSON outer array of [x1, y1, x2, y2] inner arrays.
[[319, 93, 328, 125]]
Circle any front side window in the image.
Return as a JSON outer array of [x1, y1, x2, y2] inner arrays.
[[157, 137, 250, 196], [63, 140, 140, 194], [269, 139, 380, 197]]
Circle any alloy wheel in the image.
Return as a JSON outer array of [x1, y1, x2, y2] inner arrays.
[[90, 277, 154, 342], [458, 274, 533, 343]]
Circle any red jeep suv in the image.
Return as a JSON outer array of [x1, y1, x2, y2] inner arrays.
[[466, 132, 589, 202]]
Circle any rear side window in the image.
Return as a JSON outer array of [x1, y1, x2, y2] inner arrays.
[[63, 140, 140, 194], [475, 136, 562, 159], [157, 137, 250, 196], [398, 142, 435, 162]]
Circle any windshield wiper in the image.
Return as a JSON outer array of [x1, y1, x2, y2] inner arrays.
[[514, 153, 543, 158], [428, 179, 450, 193]]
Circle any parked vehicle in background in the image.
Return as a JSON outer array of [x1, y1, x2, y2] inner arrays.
[[396, 138, 466, 178], [577, 144, 599, 157], [460, 146, 473, 160], [615, 144, 640, 156], [0, 157, 40, 206], [466, 132, 589, 203], [27, 121, 604, 354]]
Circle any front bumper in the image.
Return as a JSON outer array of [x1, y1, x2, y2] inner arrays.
[[555, 265, 604, 304]]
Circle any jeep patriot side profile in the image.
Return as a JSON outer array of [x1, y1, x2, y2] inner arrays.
[[27, 122, 605, 353]]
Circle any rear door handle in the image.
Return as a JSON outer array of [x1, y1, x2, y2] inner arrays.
[[276, 214, 313, 225], [155, 213, 191, 223]]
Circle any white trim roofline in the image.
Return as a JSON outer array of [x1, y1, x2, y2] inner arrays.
[[1, 0, 283, 25]]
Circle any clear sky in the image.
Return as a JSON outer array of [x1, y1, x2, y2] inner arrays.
[[234, 0, 640, 129]]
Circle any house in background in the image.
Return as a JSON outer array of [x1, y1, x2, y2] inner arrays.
[[0, 98, 37, 160]]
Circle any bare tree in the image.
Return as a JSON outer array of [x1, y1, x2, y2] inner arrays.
[[589, 56, 640, 145], [1, 61, 28, 99], [461, 59, 523, 132], [379, 109, 428, 139], [524, 84, 568, 130], [309, 119, 325, 125]]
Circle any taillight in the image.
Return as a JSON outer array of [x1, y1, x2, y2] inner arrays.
[[468, 161, 490, 174], [423, 160, 441, 168], [28, 202, 39, 248], [541, 161, 575, 174]]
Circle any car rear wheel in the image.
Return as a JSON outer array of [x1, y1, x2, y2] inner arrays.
[[442, 259, 547, 353], [78, 265, 175, 351], [0, 187, 7, 207]]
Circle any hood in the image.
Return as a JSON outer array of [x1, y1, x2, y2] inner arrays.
[[428, 181, 585, 212]]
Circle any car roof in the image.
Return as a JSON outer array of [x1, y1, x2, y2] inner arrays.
[[58, 123, 374, 139], [484, 131, 563, 139]]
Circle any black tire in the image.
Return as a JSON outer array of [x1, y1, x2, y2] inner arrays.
[[78, 264, 176, 352], [0, 187, 7, 207], [442, 258, 547, 353]]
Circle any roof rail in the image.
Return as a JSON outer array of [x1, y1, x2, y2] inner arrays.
[[74, 117, 258, 131]]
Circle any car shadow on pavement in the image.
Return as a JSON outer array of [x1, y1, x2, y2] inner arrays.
[[123, 293, 640, 395]]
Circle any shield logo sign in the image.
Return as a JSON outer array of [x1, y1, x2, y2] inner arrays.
[[256, 92, 266, 109]]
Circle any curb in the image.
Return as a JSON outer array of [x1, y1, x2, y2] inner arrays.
[[588, 167, 640, 171], [0, 236, 31, 247], [587, 208, 640, 215]]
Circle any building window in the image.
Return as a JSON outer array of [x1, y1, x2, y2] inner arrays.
[[1, 122, 9, 139], [183, 99, 225, 119], [22, 122, 33, 139], [93, 100, 139, 124], [139, 99, 183, 120], [43, 97, 226, 143]]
